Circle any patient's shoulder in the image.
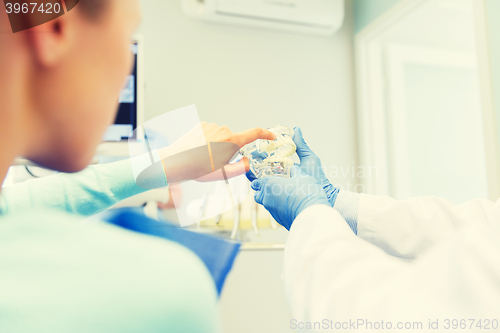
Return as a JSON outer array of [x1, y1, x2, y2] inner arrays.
[[0, 210, 219, 333]]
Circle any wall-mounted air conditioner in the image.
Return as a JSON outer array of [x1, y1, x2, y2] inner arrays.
[[182, 0, 345, 37]]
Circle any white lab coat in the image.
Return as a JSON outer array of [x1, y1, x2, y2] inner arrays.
[[285, 195, 500, 332]]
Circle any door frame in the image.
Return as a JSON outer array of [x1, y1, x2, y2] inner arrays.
[[354, 0, 500, 200]]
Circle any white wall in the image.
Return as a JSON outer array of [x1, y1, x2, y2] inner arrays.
[[136, 1, 356, 332], [136, 0, 357, 191]]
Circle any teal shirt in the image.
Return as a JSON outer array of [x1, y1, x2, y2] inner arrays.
[[0, 156, 167, 217], [0, 157, 220, 332]]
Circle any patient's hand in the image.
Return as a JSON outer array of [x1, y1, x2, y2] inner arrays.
[[201, 122, 276, 148], [158, 123, 276, 184]]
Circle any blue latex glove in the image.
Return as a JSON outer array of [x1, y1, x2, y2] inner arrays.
[[293, 127, 340, 207], [251, 166, 329, 231], [246, 169, 257, 182]]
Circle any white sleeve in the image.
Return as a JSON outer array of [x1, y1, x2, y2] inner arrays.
[[284, 205, 500, 326], [357, 194, 500, 259]]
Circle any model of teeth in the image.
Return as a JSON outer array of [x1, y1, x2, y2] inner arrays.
[[240, 125, 296, 179]]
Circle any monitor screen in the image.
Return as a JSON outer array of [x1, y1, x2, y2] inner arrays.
[[102, 42, 139, 142]]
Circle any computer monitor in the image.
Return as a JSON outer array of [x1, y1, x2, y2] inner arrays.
[[102, 38, 144, 142]]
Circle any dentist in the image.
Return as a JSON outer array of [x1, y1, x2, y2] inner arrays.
[[252, 127, 500, 330]]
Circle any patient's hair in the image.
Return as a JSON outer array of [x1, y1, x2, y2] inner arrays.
[[78, 0, 109, 21]]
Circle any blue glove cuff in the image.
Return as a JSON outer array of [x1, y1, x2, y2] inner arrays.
[[323, 184, 340, 207]]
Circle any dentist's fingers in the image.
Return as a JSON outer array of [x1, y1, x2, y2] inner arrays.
[[251, 178, 264, 191], [293, 127, 316, 159], [246, 169, 257, 182], [253, 178, 270, 205], [290, 164, 302, 178], [254, 190, 264, 205]]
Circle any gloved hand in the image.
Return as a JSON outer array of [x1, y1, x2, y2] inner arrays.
[[293, 127, 339, 207], [246, 169, 257, 182], [251, 166, 329, 231]]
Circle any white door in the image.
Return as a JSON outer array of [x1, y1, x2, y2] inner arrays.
[[356, 0, 500, 203], [385, 45, 489, 202]]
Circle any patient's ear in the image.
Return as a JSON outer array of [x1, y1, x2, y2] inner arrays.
[[25, 15, 73, 67]]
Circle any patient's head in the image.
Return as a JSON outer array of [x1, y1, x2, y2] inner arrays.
[[0, 0, 141, 172]]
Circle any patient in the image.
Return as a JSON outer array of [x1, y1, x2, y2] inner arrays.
[[0, 1, 273, 332]]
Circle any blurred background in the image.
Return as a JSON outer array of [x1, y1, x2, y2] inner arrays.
[[134, 3, 356, 329], [5, 0, 500, 332], [133, 0, 500, 331], [131, 1, 500, 328]]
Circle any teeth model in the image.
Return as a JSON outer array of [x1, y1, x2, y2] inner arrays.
[[240, 125, 296, 179]]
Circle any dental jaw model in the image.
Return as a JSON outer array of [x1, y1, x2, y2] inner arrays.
[[240, 125, 296, 179]]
